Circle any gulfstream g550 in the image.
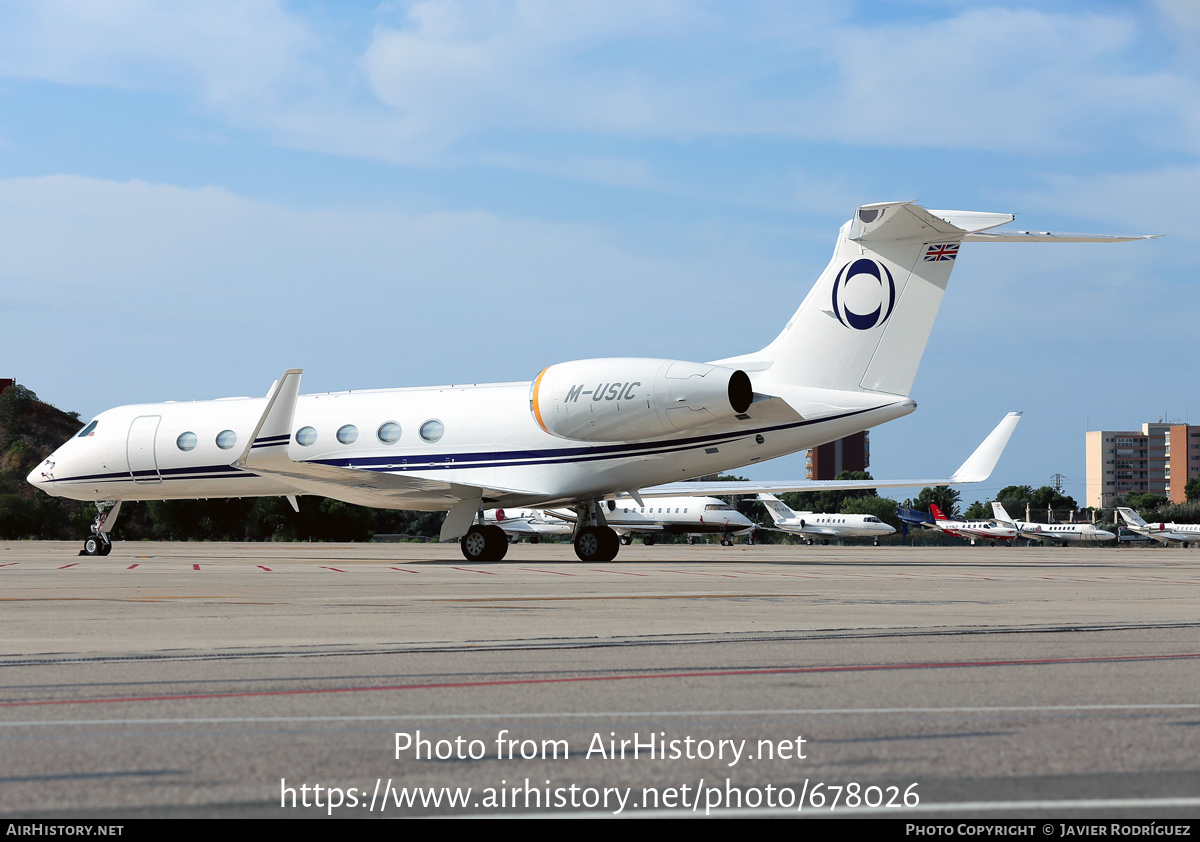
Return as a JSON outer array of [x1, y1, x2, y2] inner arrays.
[[28, 202, 1148, 562]]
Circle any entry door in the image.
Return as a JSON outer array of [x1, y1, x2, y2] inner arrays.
[[127, 415, 162, 484]]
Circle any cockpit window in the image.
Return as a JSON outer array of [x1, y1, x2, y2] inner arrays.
[[705, 503, 733, 511], [76, 421, 98, 438]]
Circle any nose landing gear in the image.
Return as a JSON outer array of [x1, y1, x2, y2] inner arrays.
[[80, 501, 121, 556]]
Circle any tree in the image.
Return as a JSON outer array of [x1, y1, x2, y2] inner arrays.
[[916, 486, 961, 519], [1186, 477, 1200, 503]]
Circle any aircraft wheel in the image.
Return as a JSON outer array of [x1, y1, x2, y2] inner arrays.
[[82, 535, 102, 556], [530, 536, 539, 545], [873, 539, 879, 547], [687, 537, 696, 545], [720, 537, 732, 547], [508, 534, 519, 544], [644, 536, 655, 546], [98, 534, 113, 556], [574, 526, 619, 562], [461, 525, 508, 562], [620, 535, 631, 546]]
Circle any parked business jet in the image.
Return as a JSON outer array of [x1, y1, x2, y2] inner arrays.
[[1116, 507, 1200, 547], [991, 502, 1116, 545], [483, 508, 572, 543], [928, 504, 1019, 545], [28, 201, 1147, 562], [541, 496, 756, 546], [756, 493, 895, 545]]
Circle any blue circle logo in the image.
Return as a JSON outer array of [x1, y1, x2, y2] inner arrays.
[[831, 258, 896, 330]]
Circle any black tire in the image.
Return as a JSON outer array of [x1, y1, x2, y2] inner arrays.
[[721, 537, 732, 547], [619, 535, 631, 546], [687, 537, 696, 545], [98, 535, 113, 556], [460, 525, 509, 562], [530, 536, 539, 545], [83, 535, 101, 556], [574, 526, 620, 562], [644, 536, 655, 546]]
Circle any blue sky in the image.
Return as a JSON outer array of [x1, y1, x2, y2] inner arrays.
[[2, 0, 1197, 505]]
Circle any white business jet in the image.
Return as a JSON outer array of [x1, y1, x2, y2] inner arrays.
[[540, 496, 756, 546], [28, 202, 1148, 562], [1116, 507, 1200, 547], [482, 508, 572, 543], [756, 493, 895, 545], [991, 502, 1116, 545]]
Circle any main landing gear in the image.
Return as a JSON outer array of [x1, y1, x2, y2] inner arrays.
[[571, 500, 620, 562], [80, 501, 121, 556], [460, 523, 509, 562]]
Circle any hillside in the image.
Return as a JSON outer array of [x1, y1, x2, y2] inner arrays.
[[0, 383, 84, 498]]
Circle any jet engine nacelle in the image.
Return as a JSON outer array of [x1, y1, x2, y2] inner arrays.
[[530, 358, 753, 442]]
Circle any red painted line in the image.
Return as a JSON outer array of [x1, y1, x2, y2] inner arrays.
[[591, 568, 648, 576], [10, 652, 1198, 709], [661, 569, 740, 578], [451, 567, 497, 575], [0, 563, 19, 568], [519, 568, 572, 576], [57, 564, 79, 570], [192, 564, 200, 571], [319, 567, 345, 573], [126, 564, 139, 570], [257, 566, 272, 572], [390, 567, 420, 573]]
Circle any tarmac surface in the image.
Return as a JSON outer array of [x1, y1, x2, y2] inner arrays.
[[0, 539, 1197, 819]]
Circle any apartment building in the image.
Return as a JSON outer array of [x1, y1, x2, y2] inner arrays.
[[1086, 422, 1200, 508]]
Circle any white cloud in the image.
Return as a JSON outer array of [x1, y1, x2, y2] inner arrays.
[[2, 2, 1198, 166], [0, 175, 799, 414], [0, 0, 314, 105]]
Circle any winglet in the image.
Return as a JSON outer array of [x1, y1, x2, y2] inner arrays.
[[949, 412, 1022, 483], [233, 369, 303, 471]]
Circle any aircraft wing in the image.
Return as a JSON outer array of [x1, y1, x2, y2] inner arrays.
[[232, 370, 542, 541], [640, 412, 1021, 497]]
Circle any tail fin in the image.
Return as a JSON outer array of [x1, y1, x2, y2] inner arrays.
[[1116, 507, 1148, 528], [991, 502, 1015, 525], [929, 503, 949, 522], [756, 493, 796, 525], [718, 202, 1152, 397]]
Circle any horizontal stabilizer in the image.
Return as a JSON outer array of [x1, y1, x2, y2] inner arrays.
[[964, 231, 1158, 243]]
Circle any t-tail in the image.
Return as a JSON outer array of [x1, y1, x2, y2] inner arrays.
[[929, 503, 949, 523], [991, 502, 1016, 526], [756, 493, 798, 525], [720, 202, 1155, 397], [1116, 507, 1149, 529]]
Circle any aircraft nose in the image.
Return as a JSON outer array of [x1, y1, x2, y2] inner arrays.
[[26, 457, 58, 495]]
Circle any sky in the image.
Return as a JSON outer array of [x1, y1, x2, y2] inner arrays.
[[2, 0, 1197, 506]]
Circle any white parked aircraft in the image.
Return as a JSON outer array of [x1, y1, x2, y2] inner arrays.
[[28, 201, 1147, 562], [482, 508, 572, 543], [756, 493, 895, 545], [1116, 507, 1200, 547], [928, 504, 1019, 545], [541, 496, 757, 546], [991, 502, 1116, 545]]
